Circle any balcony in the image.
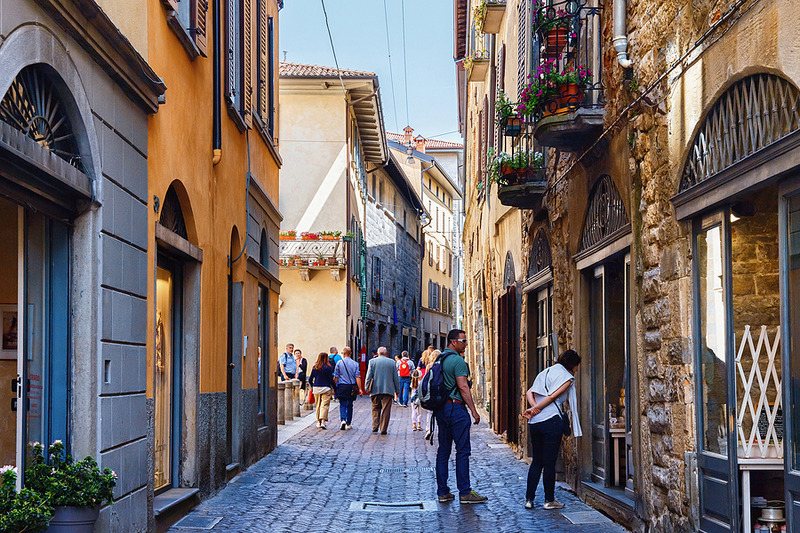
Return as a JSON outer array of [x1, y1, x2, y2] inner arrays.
[[497, 169, 547, 210], [526, 0, 604, 150], [279, 237, 348, 281], [489, 126, 548, 211], [478, 1, 506, 34]]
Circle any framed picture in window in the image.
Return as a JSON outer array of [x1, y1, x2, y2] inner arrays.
[[1, 305, 18, 359]]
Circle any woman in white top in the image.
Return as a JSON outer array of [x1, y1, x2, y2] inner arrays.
[[522, 350, 582, 510]]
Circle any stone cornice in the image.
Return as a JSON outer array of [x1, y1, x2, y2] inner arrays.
[[34, 0, 166, 113]]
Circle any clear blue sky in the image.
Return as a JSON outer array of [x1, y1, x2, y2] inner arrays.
[[279, 0, 462, 144]]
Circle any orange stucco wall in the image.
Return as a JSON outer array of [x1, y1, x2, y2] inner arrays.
[[146, 0, 281, 396]]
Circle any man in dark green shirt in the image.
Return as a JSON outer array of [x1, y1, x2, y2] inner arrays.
[[434, 329, 487, 504]]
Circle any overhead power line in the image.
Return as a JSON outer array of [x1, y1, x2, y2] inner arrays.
[[319, 0, 347, 95], [401, 0, 410, 126], [382, 0, 400, 132]]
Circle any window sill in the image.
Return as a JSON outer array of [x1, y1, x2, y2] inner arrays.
[[253, 113, 283, 167], [161, 3, 203, 60], [153, 487, 200, 516], [226, 100, 248, 133]]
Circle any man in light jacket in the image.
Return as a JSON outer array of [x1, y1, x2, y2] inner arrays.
[[364, 346, 400, 434]]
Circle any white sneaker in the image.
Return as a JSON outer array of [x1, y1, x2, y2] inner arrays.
[[340, 421, 346, 430], [346, 425, 353, 430], [543, 501, 565, 510], [320, 422, 327, 429], [524, 500, 533, 509], [316, 421, 321, 428]]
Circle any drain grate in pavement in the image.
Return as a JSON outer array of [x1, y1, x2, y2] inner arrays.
[[562, 511, 612, 525], [232, 476, 263, 485], [173, 515, 223, 529], [378, 467, 435, 474], [349, 500, 438, 512]]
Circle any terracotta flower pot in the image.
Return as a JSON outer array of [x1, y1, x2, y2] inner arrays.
[[321, 235, 338, 240], [557, 83, 583, 109], [545, 27, 569, 57], [326, 257, 337, 266], [279, 234, 295, 240]]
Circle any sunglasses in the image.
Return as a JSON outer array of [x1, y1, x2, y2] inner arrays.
[[453, 338, 468, 343]]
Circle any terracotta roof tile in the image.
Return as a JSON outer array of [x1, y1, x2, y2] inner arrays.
[[279, 62, 375, 78], [386, 132, 463, 150]]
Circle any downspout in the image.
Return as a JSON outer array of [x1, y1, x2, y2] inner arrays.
[[612, 0, 633, 69], [212, 0, 222, 164]]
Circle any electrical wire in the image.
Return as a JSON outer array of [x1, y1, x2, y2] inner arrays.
[[319, 0, 347, 96], [401, 0, 410, 126], [383, 0, 401, 132]]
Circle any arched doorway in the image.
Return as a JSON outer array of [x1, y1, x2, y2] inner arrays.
[[496, 252, 519, 444]]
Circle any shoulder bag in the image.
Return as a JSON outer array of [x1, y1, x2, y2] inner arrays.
[[544, 368, 572, 437], [335, 360, 359, 400]]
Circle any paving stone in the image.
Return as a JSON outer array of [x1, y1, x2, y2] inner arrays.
[[169, 400, 628, 533]]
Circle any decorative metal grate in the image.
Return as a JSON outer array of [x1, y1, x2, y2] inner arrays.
[[680, 74, 800, 192], [160, 186, 188, 240], [0, 65, 83, 171], [528, 228, 552, 277], [736, 325, 783, 459], [579, 175, 628, 252], [279, 238, 347, 267]]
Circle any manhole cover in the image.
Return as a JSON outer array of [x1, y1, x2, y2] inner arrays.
[[173, 515, 223, 529], [378, 467, 435, 474], [233, 476, 263, 485], [562, 511, 612, 524], [349, 500, 438, 512]]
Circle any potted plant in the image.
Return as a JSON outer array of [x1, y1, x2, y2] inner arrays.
[[320, 230, 341, 241], [0, 465, 53, 533], [24, 441, 116, 532], [288, 255, 299, 266], [279, 230, 295, 240], [343, 231, 354, 242], [463, 49, 490, 81], [533, 0, 575, 57], [495, 90, 522, 136], [326, 256, 337, 266], [300, 232, 319, 241], [489, 149, 543, 186]]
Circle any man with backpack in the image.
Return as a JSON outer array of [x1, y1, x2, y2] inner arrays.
[[397, 351, 415, 406], [428, 329, 487, 505]]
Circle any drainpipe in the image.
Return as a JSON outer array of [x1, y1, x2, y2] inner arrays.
[[212, 0, 222, 164], [612, 0, 633, 69]]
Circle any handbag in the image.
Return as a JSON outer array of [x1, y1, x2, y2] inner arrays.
[[308, 388, 315, 405], [544, 368, 572, 437], [335, 361, 358, 400]]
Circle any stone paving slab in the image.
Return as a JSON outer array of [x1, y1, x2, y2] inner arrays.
[[170, 399, 628, 533]]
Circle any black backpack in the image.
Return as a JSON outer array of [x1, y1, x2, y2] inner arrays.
[[419, 351, 453, 411]]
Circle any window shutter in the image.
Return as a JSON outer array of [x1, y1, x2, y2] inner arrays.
[[257, 3, 268, 118], [517, 0, 530, 99], [481, 97, 489, 186], [477, 108, 484, 186], [496, 44, 505, 150], [267, 16, 275, 136], [192, 0, 209, 55], [243, 0, 253, 122], [227, 0, 239, 107]]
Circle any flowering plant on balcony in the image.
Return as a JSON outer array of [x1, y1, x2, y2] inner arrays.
[[559, 64, 592, 86], [495, 90, 517, 123], [300, 232, 319, 240], [279, 230, 295, 240], [531, 0, 575, 33], [472, 2, 487, 29], [320, 230, 341, 239], [462, 49, 489, 72], [488, 148, 543, 185]]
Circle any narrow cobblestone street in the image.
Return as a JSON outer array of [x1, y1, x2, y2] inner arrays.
[[169, 400, 627, 533]]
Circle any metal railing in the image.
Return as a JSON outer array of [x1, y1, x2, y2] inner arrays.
[[278, 237, 348, 267]]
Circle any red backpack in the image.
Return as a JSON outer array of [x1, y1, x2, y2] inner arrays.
[[398, 360, 411, 377]]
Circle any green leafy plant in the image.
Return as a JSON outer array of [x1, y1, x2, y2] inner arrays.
[[495, 90, 518, 124], [488, 149, 543, 185], [319, 230, 341, 237], [279, 230, 295, 238], [462, 49, 489, 72], [472, 1, 487, 29], [532, 0, 575, 33], [24, 441, 116, 509], [0, 466, 53, 533]]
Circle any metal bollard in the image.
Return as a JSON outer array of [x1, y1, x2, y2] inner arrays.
[[291, 379, 301, 417], [277, 381, 285, 425], [284, 380, 294, 421]]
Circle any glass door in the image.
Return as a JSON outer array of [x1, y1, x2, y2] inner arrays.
[[694, 214, 738, 533], [783, 191, 800, 529], [589, 265, 606, 484]]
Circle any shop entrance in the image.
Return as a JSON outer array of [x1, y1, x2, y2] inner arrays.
[[0, 198, 70, 479]]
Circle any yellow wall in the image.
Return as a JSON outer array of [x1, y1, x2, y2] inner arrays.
[[146, 0, 282, 396], [95, 0, 148, 59]]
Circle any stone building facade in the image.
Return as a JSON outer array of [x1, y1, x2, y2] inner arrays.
[[456, 0, 800, 531], [364, 156, 424, 356]]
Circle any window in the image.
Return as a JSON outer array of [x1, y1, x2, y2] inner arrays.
[[255, 9, 275, 139], [371, 174, 376, 197], [372, 256, 382, 299], [162, 0, 208, 58], [428, 242, 433, 266], [226, 0, 248, 128], [379, 179, 384, 204], [259, 229, 268, 266]]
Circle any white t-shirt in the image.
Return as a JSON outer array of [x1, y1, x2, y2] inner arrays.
[[527, 386, 568, 425]]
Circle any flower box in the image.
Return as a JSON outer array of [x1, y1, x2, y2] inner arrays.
[[468, 58, 490, 82], [279, 232, 295, 240]]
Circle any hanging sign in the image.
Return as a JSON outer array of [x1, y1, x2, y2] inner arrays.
[[757, 406, 783, 441]]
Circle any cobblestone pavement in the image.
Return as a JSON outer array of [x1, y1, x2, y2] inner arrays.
[[170, 400, 628, 533]]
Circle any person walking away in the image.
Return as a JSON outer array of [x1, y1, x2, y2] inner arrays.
[[434, 329, 487, 504], [334, 347, 362, 430], [293, 349, 308, 391], [279, 343, 296, 381], [522, 350, 582, 510], [409, 370, 422, 431], [397, 351, 415, 407], [364, 346, 400, 434], [329, 347, 342, 368], [309, 352, 335, 429], [422, 349, 441, 440]]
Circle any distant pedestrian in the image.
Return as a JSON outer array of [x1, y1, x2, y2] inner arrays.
[[397, 351, 415, 406], [523, 350, 582, 510], [364, 346, 400, 434], [329, 347, 342, 368], [409, 370, 422, 431], [309, 352, 335, 429], [421, 349, 440, 439], [434, 329, 487, 504], [334, 346, 362, 430], [279, 343, 296, 381], [294, 349, 308, 390]]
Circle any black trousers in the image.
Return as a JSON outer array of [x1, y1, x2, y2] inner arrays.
[[526, 415, 563, 502]]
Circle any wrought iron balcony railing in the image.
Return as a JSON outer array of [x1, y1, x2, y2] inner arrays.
[[279, 237, 348, 269]]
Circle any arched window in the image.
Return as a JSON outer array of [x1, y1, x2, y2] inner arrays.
[[579, 175, 629, 252], [680, 74, 800, 192], [0, 65, 83, 171], [160, 186, 188, 240], [260, 229, 269, 266], [528, 229, 552, 278]]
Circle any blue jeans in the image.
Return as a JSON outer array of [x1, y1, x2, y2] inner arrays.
[[435, 402, 472, 496], [399, 376, 411, 405], [339, 398, 354, 425]]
